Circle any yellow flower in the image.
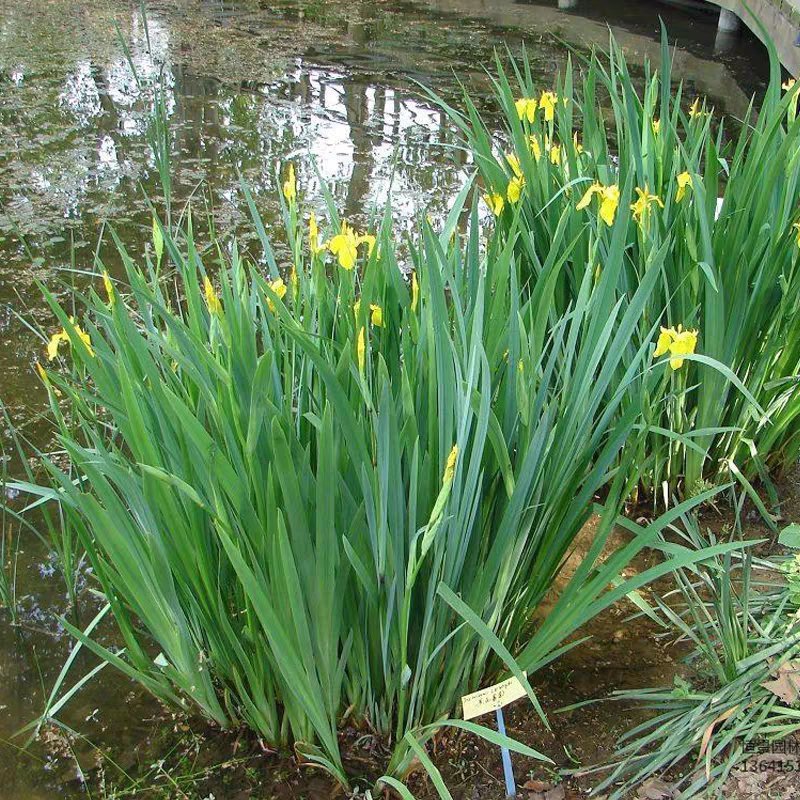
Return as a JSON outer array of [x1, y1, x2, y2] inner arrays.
[[651, 118, 660, 135], [506, 152, 523, 177], [102, 271, 115, 307], [46, 330, 68, 361], [35, 361, 47, 381], [357, 326, 366, 373], [577, 182, 620, 227], [484, 192, 505, 216], [282, 163, 297, 205], [411, 271, 419, 313], [549, 143, 561, 166], [689, 97, 709, 119], [529, 135, 542, 162], [443, 444, 458, 484], [572, 131, 584, 154], [47, 317, 94, 361], [308, 212, 324, 255], [539, 91, 557, 122], [328, 222, 374, 269], [654, 325, 698, 370], [783, 78, 797, 91], [267, 277, 287, 312], [204, 276, 222, 315], [354, 299, 383, 327], [631, 185, 664, 225], [793, 221, 800, 247], [676, 171, 693, 203], [598, 185, 620, 226], [515, 97, 538, 123], [507, 175, 525, 204]]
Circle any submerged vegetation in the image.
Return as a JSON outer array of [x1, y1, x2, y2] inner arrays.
[[4, 20, 800, 800]]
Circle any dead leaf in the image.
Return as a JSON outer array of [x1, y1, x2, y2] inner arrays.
[[762, 661, 800, 705], [523, 780, 553, 792], [637, 777, 675, 799], [699, 705, 738, 759]]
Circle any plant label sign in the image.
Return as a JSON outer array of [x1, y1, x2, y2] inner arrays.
[[461, 676, 525, 798], [461, 675, 526, 720]]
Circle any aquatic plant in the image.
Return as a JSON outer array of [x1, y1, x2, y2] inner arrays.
[[5, 164, 747, 788], [432, 28, 800, 508]]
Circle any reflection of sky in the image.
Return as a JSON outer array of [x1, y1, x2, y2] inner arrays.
[[5, 8, 468, 249]]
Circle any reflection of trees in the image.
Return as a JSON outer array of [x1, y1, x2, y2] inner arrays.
[[343, 79, 373, 216]]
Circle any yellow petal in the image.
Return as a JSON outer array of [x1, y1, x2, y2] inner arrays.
[[370, 304, 383, 327], [507, 176, 524, 204], [676, 171, 692, 203], [357, 326, 366, 373], [653, 328, 673, 358], [506, 152, 522, 178], [102, 271, 115, 307], [599, 185, 620, 226], [204, 276, 222, 314], [411, 271, 419, 313], [443, 444, 458, 484], [46, 332, 65, 361], [576, 183, 600, 211], [282, 163, 296, 204]]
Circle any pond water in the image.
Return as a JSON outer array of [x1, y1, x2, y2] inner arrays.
[[0, 0, 775, 796]]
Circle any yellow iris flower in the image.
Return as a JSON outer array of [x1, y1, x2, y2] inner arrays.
[[328, 222, 375, 270], [689, 97, 709, 119], [282, 163, 297, 205], [308, 212, 325, 255], [102, 271, 115, 307], [507, 176, 525, 204], [529, 135, 542, 162], [539, 91, 557, 122], [676, 172, 693, 203], [353, 299, 383, 326], [549, 143, 561, 165], [653, 325, 698, 370], [651, 118, 660, 135], [356, 326, 366, 373], [443, 444, 458, 484], [204, 276, 222, 315], [484, 192, 505, 216], [267, 277, 287, 312], [576, 182, 620, 227], [47, 317, 94, 361], [631, 185, 664, 225], [506, 152, 523, 177], [515, 97, 538, 123]]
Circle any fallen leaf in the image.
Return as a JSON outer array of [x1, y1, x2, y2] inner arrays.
[[523, 780, 552, 792], [637, 777, 675, 799], [699, 705, 738, 759], [762, 661, 800, 705]]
